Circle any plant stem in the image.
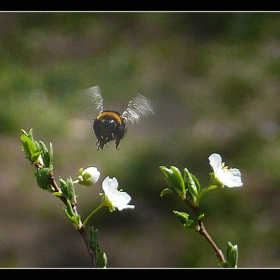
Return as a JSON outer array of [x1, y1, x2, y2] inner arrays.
[[83, 204, 104, 228], [78, 227, 97, 267], [46, 171, 98, 266], [184, 198, 226, 264], [197, 220, 226, 263]]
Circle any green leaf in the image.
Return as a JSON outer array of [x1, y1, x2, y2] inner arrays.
[[21, 129, 54, 169], [59, 177, 76, 204], [197, 212, 205, 221], [173, 210, 196, 229], [21, 128, 33, 140], [160, 188, 173, 197], [226, 241, 238, 268], [159, 166, 175, 188], [34, 167, 52, 191], [89, 226, 107, 268], [59, 177, 67, 192], [20, 128, 29, 137], [39, 141, 51, 167], [66, 177, 77, 204], [21, 133, 41, 163], [159, 166, 186, 199], [62, 199, 81, 228], [183, 168, 200, 205], [53, 191, 63, 198], [49, 142, 53, 167], [170, 166, 185, 197]]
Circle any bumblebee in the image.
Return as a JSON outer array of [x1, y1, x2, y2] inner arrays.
[[78, 85, 154, 150]]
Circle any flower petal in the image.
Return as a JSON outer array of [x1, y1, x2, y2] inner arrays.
[[221, 168, 243, 187], [209, 153, 222, 171], [110, 192, 135, 211], [102, 176, 118, 196]]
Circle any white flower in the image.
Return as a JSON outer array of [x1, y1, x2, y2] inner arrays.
[[209, 153, 243, 188], [78, 167, 100, 186], [102, 176, 135, 211]]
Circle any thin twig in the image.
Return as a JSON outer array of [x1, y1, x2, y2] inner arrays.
[[198, 220, 226, 263], [184, 199, 226, 264], [46, 172, 97, 267]]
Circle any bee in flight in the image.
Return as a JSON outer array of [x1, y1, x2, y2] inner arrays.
[[78, 85, 154, 150]]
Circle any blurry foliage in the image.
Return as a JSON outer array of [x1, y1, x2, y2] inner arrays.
[[1, 12, 280, 267]]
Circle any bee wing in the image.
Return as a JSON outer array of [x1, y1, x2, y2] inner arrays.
[[76, 85, 104, 114], [122, 94, 154, 124]]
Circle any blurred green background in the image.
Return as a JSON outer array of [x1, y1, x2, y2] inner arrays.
[[1, 12, 280, 268]]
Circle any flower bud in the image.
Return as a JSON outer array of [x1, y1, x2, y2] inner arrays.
[[78, 167, 100, 186]]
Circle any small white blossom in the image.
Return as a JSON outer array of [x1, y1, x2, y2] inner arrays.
[[209, 153, 243, 188], [78, 167, 100, 186], [102, 176, 135, 211]]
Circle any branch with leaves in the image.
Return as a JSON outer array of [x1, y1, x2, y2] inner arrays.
[[160, 153, 243, 268], [21, 127, 243, 268], [20, 128, 135, 268]]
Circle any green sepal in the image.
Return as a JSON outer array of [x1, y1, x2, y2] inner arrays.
[[82, 172, 91, 181], [79, 180, 93, 187], [79, 171, 93, 187], [173, 210, 196, 229], [77, 168, 96, 187], [159, 166, 186, 199], [34, 167, 52, 191], [209, 171, 224, 187], [89, 226, 107, 268], [160, 187, 174, 197], [101, 194, 115, 212]]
